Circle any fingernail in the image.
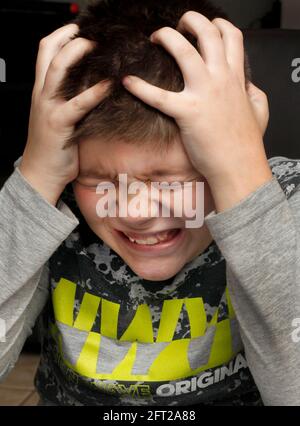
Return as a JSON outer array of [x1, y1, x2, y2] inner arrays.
[[122, 76, 133, 86], [150, 32, 156, 42]]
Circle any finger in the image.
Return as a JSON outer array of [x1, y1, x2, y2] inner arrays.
[[212, 18, 245, 85], [122, 75, 181, 118], [176, 11, 227, 71], [150, 26, 207, 86], [42, 37, 96, 99], [34, 23, 79, 94], [61, 80, 112, 126]]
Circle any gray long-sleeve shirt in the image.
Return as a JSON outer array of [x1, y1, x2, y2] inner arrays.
[[0, 156, 300, 406]]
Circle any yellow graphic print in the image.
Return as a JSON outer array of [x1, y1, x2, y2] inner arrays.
[[51, 278, 238, 382]]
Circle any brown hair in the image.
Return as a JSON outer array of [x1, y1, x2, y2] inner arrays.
[[57, 0, 250, 150]]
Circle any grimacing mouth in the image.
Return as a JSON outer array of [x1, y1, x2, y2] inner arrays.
[[117, 228, 182, 246]]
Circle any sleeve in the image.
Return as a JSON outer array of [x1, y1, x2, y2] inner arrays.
[[0, 157, 79, 382], [204, 156, 300, 406]]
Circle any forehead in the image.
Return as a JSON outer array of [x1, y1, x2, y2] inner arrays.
[[78, 137, 195, 177]]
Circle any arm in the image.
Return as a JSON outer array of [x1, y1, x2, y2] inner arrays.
[[0, 23, 111, 382], [108, 9, 300, 404], [0, 164, 79, 382], [204, 167, 300, 406]]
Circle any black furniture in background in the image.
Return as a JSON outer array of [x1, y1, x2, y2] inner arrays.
[[244, 29, 300, 159]]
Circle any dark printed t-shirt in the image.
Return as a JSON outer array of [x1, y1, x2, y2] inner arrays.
[[33, 157, 300, 406]]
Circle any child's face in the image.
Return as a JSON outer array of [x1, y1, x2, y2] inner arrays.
[[73, 137, 216, 281]]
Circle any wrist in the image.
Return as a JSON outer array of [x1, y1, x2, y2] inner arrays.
[[206, 161, 273, 213], [18, 164, 66, 206]]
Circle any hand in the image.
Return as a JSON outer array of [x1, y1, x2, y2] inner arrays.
[[19, 24, 111, 206], [121, 12, 273, 194]]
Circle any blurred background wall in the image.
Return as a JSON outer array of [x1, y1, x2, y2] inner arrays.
[[46, 0, 300, 28], [214, 0, 275, 27], [281, 0, 300, 29]]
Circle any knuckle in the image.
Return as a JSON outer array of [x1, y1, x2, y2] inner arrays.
[[72, 37, 92, 48], [67, 23, 79, 33], [212, 17, 223, 25], [181, 10, 196, 21], [71, 97, 85, 112], [232, 27, 244, 41], [206, 26, 221, 38], [154, 26, 173, 38], [39, 37, 48, 49]]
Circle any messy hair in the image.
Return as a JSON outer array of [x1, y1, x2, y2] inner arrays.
[[57, 0, 250, 150]]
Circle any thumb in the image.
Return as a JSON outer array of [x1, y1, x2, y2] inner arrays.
[[247, 81, 270, 136]]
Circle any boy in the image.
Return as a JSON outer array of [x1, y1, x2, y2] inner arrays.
[[1, 0, 300, 406]]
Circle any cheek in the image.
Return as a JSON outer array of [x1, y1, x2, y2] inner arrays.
[[203, 183, 215, 215], [186, 182, 214, 217], [73, 185, 100, 221]]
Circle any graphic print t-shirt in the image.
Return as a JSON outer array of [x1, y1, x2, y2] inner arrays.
[[33, 157, 300, 406]]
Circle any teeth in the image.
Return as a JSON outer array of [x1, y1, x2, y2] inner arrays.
[[124, 230, 176, 245], [157, 232, 169, 241], [135, 237, 159, 245]]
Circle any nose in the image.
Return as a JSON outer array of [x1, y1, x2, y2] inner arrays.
[[118, 215, 157, 231], [116, 180, 160, 220]]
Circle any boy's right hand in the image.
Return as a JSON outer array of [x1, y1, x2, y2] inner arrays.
[[19, 24, 111, 206]]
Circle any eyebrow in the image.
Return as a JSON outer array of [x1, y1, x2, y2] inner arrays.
[[79, 170, 116, 179], [79, 167, 193, 179]]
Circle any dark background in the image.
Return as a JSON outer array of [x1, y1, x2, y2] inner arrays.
[[0, 1, 79, 186]]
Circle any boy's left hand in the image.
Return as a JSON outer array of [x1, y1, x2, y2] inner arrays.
[[122, 12, 274, 212]]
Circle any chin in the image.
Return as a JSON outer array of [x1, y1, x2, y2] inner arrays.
[[125, 259, 183, 282]]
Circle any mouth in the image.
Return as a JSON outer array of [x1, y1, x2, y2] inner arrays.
[[114, 228, 186, 254]]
